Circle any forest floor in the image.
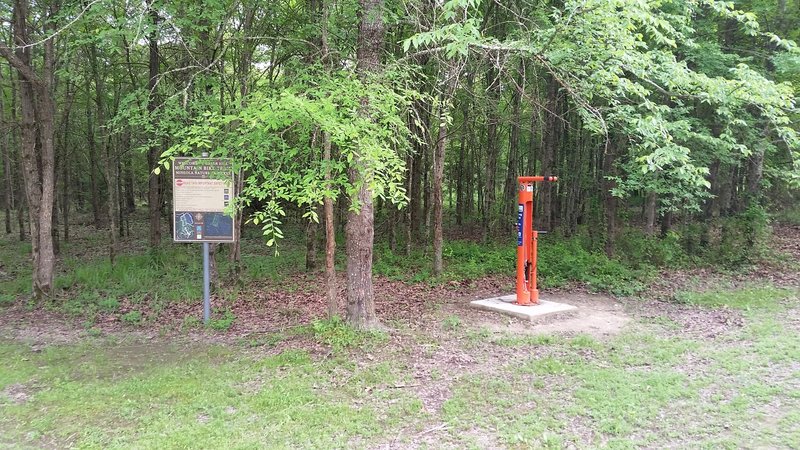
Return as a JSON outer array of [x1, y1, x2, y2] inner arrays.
[[1, 214, 799, 448]]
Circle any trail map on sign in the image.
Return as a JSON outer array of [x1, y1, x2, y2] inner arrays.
[[172, 157, 236, 243]]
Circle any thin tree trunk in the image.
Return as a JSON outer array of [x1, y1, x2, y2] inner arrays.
[[61, 104, 70, 242], [503, 66, 523, 221], [482, 67, 501, 240], [409, 99, 426, 240], [746, 125, 768, 206], [1, 68, 11, 235], [86, 81, 102, 228], [10, 74, 25, 241], [432, 63, 457, 276], [323, 131, 337, 318], [603, 137, 621, 257], [645, 191, 657, 235], [147, 0, 162, 248], [306, 209, 319, 271], [88, 41, 118, 266], [537, 74, 560, 231], [123, 131, 135, 213], [455, 96, 468, 226]]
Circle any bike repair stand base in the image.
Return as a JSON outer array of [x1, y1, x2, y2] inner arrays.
[[470, 294, 577, 321]]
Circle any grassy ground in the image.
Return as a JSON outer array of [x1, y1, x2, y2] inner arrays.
[[2, 211, 799, 448], [1, 283, 798, 448]]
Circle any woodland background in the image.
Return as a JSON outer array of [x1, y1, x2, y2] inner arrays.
[[1, 0, 799, 327]]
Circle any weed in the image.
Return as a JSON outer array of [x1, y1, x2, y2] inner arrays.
[[86, 328, 103, 337], [0, 293, 15, 306], [98, 296, 120, 312], [182, 315, 202, 329], [241, 333, 284, 348], [303, 316, 388, 352], [442, 315, 462, 331], [121, 310, 143, 325], [208, 309, 236, 332]]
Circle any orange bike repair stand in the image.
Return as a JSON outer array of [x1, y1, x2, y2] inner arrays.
[[516, 176, 557, 306]]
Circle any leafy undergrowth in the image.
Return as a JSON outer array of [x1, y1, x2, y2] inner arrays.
[[374, 238, 653, 296], [0, 209, 793, 332]]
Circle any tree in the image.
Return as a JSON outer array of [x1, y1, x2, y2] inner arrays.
[[0, 0, 58, 299]]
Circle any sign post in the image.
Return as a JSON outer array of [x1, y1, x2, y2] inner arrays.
[[172, 154, 236, 324]]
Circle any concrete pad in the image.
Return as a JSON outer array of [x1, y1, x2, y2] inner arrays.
[[470, 294, 577, 321]]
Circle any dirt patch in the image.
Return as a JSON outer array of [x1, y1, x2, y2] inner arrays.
[[2, 383, 33, 405], [623, 298, 745, 339], [449, 291, 630, 338], [0, 311, 87, 349]]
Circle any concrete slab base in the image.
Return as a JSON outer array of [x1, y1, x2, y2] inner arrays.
[[470, 294, 577, 321]]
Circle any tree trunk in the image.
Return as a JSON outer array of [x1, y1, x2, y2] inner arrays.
[[536, 74, 560, 231], [455, 93, 468, 226], [661, 210, 673, 237], [10, 76, 25, 241], [346, 0, 384, 329], [408, 98, 428, 241], [147, 0, 162, 248], [229, 7, 256, 275], [123, 138, 136, 214], [86, 84, 102, 228], [482, 67, 501, 240], [645, 191, 657, 235], [61, 99, 71, 242], [0, 0, 58, 299], [746, 125, 768, 206], [323, 131, 337, 319], [305, 210, 319, 271], [503, 66, 523, 221], [602, 139, 618, 257], [89, 41, 118, 266], [432, 63, 457, 277], [1, 68, 11, 235]]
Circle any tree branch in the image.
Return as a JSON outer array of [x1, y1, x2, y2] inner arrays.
[[0, 45, 41, 85]]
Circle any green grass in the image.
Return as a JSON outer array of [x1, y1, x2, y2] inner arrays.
[[676, 284, 797, 312], [0, 339, 416, 449], [1, 284, 799, 448], [438, 284, 800, 448], [296, 316, 389, 352]]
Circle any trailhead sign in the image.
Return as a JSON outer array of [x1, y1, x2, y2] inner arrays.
[[172, 157, 236, 243]]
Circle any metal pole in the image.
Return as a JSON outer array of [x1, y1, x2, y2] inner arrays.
[[201, 151, 211, 324], [203, 242, 210, 324]]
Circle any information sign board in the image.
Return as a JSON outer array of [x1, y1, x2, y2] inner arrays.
[[172, 157, 236, 243]]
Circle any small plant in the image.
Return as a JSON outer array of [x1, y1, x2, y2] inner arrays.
[[305, 316, 387, 351], [242, 333, 284, 348], [442, 315, 462, 331], [182, 315, 202, 330], [98, 296, 120, 312], [121, 310, 143, 325], [0, 293, 15, 307], [86, 327, 103, 337], [208, 309, 236, 332]]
